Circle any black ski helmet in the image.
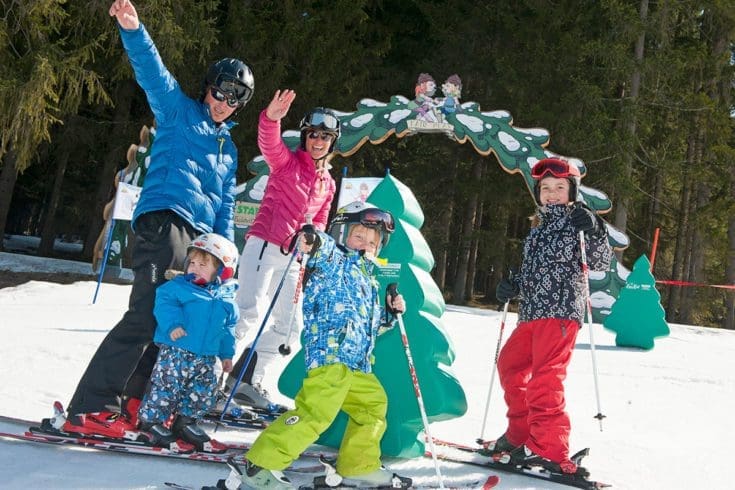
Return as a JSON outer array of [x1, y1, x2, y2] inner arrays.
[[299, 107, 341, 153], [203, 58, 254, 112], [328, 201, 395, 254], [531, 157, 581, 205]]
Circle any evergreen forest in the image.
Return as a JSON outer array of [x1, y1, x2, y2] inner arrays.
[[1, 0, 733, 328]]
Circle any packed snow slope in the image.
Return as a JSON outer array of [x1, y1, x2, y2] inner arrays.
[[0, 253, 733, 489]]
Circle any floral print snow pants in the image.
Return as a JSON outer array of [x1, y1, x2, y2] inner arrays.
[[138, 344, 218, 424]]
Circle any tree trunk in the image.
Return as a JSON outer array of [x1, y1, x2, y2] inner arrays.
[[467, 199, 483, 298], [0, 150, 20, 252], [452, 160, 482, 303], [38, 137, 72, 256], [466, 163, 485, 299], [666, 137, 695, 321], [82, 81, 136, 261], [434, 159, 458, 291], [614, 0, 648, 263]]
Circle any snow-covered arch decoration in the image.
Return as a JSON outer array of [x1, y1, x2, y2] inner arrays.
[[235, 77, 629, 320]]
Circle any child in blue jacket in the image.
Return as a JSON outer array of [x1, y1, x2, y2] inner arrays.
[[239, 202, 412, 489], [137, 233, 239, 453]]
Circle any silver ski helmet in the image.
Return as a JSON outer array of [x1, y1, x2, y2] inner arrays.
[[299, 107, 341, 153], [531, 157, 581, 205], [328, 201, 395, 254], [187, 233, 239, 281]]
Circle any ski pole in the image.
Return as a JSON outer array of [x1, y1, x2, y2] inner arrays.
[[277, 249, 309, 356], [279, 217, 314, 356], [219, 244, 301, 421], [388, 283, 445, 490], [477, 299, 509, 443], [578, 228, 606, 431]]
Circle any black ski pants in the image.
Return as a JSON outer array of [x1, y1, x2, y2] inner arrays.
[[67, 210, 199, 415]]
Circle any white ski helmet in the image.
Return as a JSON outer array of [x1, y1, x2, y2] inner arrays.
[[187, 233, 239, 281], [328, 201, 395, 254]]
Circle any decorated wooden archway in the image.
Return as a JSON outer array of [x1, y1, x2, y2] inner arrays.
[[234, 72, 630, 315]]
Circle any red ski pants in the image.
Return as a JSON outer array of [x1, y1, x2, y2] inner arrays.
[[497, 318, 579, 463]]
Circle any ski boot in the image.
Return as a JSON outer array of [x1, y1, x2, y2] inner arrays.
[[478, 433, 519, 456], [232, 382, 289, 415], [504, 445, 590, 478], [307, 456, 412, 489], [238, 459, 294, 489], [173, 415, 227, 454], [41, 400, 144, 442], [61, 411, 138, 440], [122, 397, 141, 427], [213, 389, 263, 421], [140, 422, 196, 454]]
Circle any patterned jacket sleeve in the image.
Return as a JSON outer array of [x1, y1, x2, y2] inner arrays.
[[584, 220, 614, 272]]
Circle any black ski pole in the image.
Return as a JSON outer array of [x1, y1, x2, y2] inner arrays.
[[219, 244, 300, 421]]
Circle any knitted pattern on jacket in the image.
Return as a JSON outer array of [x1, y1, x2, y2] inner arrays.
[[516, 204, 613, 324]]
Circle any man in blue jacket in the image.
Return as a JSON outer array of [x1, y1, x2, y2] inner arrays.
[[63, 0, 254, 438]]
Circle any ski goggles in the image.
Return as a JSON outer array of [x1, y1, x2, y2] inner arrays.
[[211, 76, 253, 106], [210, 87, 241, 108], [531, 158, 580, 179], [357, 208, 395, 233], [303, 111, 340, 132]]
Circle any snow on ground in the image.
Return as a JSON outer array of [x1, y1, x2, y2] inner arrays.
[[1, 252, 733, 489]]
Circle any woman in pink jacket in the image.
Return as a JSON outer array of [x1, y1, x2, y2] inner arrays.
[[227, 90, 340, 411]]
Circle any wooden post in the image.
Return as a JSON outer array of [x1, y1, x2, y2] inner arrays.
[[650, 227, 660, 272]]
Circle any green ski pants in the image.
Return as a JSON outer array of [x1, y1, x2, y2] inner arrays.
[[246, 363, 387, 477]]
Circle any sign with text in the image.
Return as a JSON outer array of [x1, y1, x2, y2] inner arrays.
[[111, 182, 142, 221]]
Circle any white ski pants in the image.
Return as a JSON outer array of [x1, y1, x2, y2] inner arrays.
[[236, 236, 303, 385]]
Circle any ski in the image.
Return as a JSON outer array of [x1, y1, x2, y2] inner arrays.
[[295, 455, 499, 490], [428, 439, 610, 489], [297, 475, 498, 490], [0, 425, 326, 471], [202, 411, 269, 430], [203, 402, 289, 428]]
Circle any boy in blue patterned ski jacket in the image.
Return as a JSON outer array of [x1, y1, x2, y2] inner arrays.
[[241, 203, 412, 489], [493, 158, 613, 476]]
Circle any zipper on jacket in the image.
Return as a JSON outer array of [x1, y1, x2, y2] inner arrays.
[[217, 136, 225, 165]]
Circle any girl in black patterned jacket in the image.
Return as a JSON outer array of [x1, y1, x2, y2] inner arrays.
[[491, 158, 613, 475]]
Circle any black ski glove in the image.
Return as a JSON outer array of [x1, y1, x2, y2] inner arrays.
[[301, 224, 321, 254], [385, 283, 403, 316], [496, 277, 519, 303], [569, 204, 600, 235]]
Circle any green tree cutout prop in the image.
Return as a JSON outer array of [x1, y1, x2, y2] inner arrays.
[[589, 255, 629, 323], [278, 173, 467, 458], [603, 255, 670, 349]]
